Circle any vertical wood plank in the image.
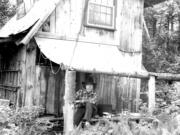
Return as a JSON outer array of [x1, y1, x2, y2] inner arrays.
[[39, 67, 48, 109], [59, 71, 65, 115], [135, 79, 141, 112], [34, 65, 41, 106], [50, 11, 56, 33], [111, 76, 116, 111], [118, 0, 144, 52], [54, 69, 62, 115], [148, 76, 155, 112], [46, 72, 56, 114]]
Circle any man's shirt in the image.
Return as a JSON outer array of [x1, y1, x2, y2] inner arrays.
[[75, 89, 97, 104]]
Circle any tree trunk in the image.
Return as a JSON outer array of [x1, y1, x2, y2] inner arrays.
[[63, 70, 76, 135]]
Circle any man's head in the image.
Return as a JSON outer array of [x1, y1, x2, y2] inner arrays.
[[82, 77, 96, 92], [85, 82, 94, 92]]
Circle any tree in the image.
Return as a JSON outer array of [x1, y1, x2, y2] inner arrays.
[[143, 1, 180, 104], [143, 0, 180, 73], [0, 0, 16, 28]]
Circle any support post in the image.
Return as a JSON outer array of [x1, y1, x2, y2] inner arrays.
[[63, 70, 76, 135], [148, 76, 156, 113]]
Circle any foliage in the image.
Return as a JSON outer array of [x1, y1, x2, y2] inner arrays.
[[0, 0, 16, 28], [0, 105, 53, 135], [71, 111, 180, 135], [143, 0, 180, 73]]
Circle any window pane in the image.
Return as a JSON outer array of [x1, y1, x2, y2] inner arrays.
[[17, 0, 23, 5], [106, 15, 112, 26], [94, 12, 101, 24], [93, 4, 100, 12], [101, 6, 106, 13], [107, 0, 114, 5], [89, 11, 95, 24], [89, 3, 94, 11], [101, 0, 108, 5], [107, 7, 112, 14], [87, 2, 114, 28], [101, 13, 106, 25], [90, 0, 96, 2]]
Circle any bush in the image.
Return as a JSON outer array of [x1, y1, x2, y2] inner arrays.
[[0, 105, 45, 135]]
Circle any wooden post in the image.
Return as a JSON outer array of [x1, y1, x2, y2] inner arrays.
[[63, 70, 76, 135], [148, 76, 155, 113]]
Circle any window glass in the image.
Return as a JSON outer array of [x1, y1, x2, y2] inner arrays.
[[87, 2, 114, 28]]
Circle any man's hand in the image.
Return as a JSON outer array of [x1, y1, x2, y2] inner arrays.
[[74, 99, 89, 103]]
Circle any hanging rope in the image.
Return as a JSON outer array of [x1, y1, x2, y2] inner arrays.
[[38, 50, 62, 75], [49, 60, 62, 75]]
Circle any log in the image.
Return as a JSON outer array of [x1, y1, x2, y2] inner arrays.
[[148, 76, 155, 112], [75, 69, 180, 81], [63, 70, 76, 135], [149, 72, 180, 81]]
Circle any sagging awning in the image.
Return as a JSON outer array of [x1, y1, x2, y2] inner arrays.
[[35, 36, 148, 76], [0, 0, 59, 45]]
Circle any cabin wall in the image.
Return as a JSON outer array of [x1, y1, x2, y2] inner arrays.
[[96, 74, 140, 112], [0, 44, 26, 107], [47, 0, 143, 52]]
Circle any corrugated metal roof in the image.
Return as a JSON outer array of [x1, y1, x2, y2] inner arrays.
[[35, 37, 148, 75], [0, 0, 59, 44]]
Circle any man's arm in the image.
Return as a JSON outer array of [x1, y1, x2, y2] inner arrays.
[[75, 89, 82, 100], [89, 92, 98, 104]]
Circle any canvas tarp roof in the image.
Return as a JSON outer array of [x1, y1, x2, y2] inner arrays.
[[0, 0, 59, 45], [35, 37, 148, 75]]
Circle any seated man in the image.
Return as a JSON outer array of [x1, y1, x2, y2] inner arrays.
[[73, 78, 97, 127]]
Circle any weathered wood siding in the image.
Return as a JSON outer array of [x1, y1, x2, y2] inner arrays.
[[96, 74, 140, 112], [0, 44, 26, 107], [33, 66, 65, 115], [76, 72, 140, 112], [45, 0, 143, 52], [118, 0, 143, 52]]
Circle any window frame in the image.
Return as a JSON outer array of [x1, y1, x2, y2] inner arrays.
[[85, 1, 116, 30]]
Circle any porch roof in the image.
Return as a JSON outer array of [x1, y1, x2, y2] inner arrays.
[[35, 36, 148, 75], [0, 0, 59, 45]]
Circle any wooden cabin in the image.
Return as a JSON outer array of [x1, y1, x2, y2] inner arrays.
[[0, 0, 166, 117]]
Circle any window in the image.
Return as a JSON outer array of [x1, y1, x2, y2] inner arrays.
[[86, 0, 115, 30], [41, 17, 50, 32], [16, 0, 23, 5]]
